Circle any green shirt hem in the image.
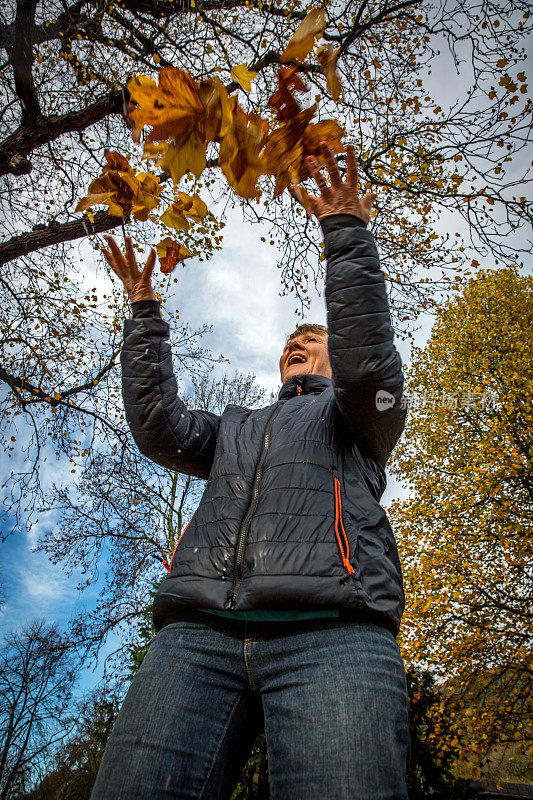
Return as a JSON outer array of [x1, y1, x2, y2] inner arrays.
[[197, 608, 340, 621]]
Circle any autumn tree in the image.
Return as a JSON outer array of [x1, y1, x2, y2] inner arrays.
[[38, 372, 275, 672], [388, 267, 533, 774], [21, 688, 119, 800], [406, 669, 479, 799], [0, 621, 78, 800], [1, 0, 532, 532]]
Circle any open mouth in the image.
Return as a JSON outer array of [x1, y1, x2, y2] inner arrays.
[[288, 354, 307, 367]]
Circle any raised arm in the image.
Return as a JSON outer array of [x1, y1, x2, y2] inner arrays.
[[295, 143, 406, 468], [103, 236, 219, 479], [323, 219, 406, 468]]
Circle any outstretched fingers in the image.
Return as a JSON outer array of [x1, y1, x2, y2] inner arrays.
[[143, 248, 157, 281], [345, 144, 359, 192], [306, 154, 332, 197], [125, 236, 139, 274], [103, 236, 130, 279], [320, 141, 342, 187]]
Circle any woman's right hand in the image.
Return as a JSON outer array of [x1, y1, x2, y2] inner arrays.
[[102, 235, 157, 303]]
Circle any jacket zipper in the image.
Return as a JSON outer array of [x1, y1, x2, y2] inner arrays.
[[334, 477, 355, 580], [225, 404, 283, 610], [164, 520, 191, 574]]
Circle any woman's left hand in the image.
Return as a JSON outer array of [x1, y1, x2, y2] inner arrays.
[[290, 141, 377, 225]]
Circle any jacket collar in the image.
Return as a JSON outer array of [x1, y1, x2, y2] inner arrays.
[[277, 374, 332, 401]]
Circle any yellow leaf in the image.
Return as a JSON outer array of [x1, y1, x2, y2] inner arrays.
[[230, 63, 258, 92], [160, 206, 190, 231], [159, 131, 207, 184], [179, 191, 208, 220], [280, 7, 327, 64], [316, 44, 342, 101]]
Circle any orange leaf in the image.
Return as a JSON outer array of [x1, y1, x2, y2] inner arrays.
[[128, 68, 204, 143], [268, 66, 310, 121], [263, 113, 342, 197]]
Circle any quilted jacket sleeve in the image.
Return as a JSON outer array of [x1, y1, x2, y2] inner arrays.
[[322, 215, 407, 469], [120, 300, 220, 480]]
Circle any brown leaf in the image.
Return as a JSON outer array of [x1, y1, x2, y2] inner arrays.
[[156, 237, 193, 274], [268, 66, 310, 121]]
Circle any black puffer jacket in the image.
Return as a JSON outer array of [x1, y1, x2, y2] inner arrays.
[[121, 217, 407, 635]]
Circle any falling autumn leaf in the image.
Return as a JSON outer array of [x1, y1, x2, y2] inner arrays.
[[263, 66, 344, 196], [262, 108, 316, 196], [127, 69, 204, 143], [219, 97, 269, 199], [127, 71, 235, 185], [160, 191, 208, 230], [176, 191, 208, 220], [317, 44, 342, 101], [230, 63, 258, 92], [197, 76, 233, 142], [160, 205, 190, 231], [75, 151, 162, 220], [268, 65, 310, 121], [280, 7, 327, 64], [158, 130, 206, 184], [156, 236, 193, 274]]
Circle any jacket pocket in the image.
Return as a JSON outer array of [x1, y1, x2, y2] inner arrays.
[[164, 520, 191, 574], [333, 477, 356, 580]]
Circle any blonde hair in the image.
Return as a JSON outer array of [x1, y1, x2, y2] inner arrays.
[[285, 323, 328, 345]]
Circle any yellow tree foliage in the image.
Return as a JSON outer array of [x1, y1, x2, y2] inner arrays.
[[388, 267, 533, 773]]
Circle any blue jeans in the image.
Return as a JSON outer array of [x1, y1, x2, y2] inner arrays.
[[91, 613, 410, 799]]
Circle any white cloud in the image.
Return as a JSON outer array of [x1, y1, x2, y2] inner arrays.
[[0, 532, 78, 632]]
